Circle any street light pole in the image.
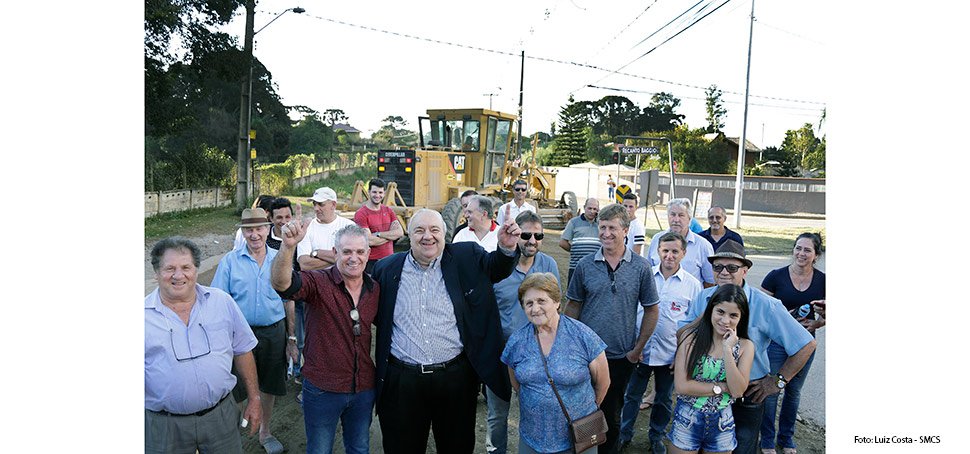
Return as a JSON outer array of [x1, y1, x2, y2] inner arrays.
[[235, 3, 305, 210], [731, 0, 755, 229]]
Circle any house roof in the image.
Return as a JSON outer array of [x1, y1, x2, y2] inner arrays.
[[333, 123, 361, 133], [702, 133, 761, 152]]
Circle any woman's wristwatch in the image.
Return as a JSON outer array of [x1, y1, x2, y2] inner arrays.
[[712, 384, 723, 395]]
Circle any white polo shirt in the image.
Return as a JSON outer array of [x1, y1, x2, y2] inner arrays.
[[452, 221, 499, 252], [639, 265, 703, 365], [296, 215, 356, 258], [496, 200, 537, 225]]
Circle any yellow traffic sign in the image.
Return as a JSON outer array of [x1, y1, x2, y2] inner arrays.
[[250, 149, 257, 159], [615, 184, 631, 203]]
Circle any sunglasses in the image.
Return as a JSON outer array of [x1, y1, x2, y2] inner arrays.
[[712, 264, 743, 274], [513, 187, 528, 192], [519, 232, 544, 241], [350, 308, 361, 336]]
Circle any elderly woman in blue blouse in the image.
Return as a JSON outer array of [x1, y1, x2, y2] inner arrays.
[[501, 272, 610, 454]]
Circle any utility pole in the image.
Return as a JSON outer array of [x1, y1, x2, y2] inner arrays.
[[235, 0, 256, 211], [732, 0, 755, 229]]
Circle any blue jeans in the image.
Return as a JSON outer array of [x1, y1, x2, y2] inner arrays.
[[302, 379, 374, 454], [732, 396, 764, 454], [619, 363, 674, 444], [485, 386, 510, 454], [667, 401, 736, 452], [760, 341, 816, 450], [294, 300, 306, 377]]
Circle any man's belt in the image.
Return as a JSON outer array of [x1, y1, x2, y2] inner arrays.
[[389, 354, 465, 374], [150, 393, 229, 417]]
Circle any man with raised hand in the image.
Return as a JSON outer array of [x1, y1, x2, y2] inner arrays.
[[372, 204, 521, 453], [272, 222, 379, 454]]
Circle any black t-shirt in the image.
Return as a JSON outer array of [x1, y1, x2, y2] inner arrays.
[[761, 266, 825, 319]]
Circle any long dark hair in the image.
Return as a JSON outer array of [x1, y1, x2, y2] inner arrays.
[[681, 284, 750, 374]]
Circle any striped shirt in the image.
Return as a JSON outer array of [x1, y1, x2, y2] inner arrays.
[[562, 214, 600, 270], [389, 252, 464, 364], [626, 219, 646, 252]]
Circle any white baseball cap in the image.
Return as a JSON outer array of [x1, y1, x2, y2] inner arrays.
[[308, 187, 337, 203]]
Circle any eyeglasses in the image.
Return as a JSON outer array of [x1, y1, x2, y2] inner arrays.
[[712, 264, 743, 274], [513, 188, 528, 192], [169, 322, 211, 362], [350, 308, 361, 336], [519, 232, 544, 241]]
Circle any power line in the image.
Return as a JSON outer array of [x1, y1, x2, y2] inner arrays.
[[293, 11, 824, 106], [573, 0, 729, 95], [583, 0, 659, 64], [756, 21, 824, 46], [587, 84, 826, 112]]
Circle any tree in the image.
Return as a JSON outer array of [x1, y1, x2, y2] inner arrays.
[[372, 115, 417, 147], [590, 96, 641, 137], [780, 123, 825, 175], [642, 92, 685, 131], [548, 95, 591, 166], [704, 84, 727, 133], [323, 108, 348, 127], [290, 114, 334, 162]]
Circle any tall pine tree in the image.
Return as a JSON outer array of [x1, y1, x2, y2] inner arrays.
[[549, 95, 591, 166]]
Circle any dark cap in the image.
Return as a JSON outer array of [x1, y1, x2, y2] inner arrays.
[[707, 239, 753, 268]]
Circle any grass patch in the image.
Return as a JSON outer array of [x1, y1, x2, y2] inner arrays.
[[644, 226, 825, 256], [145, 168, 376, 242], [144, 206, 239, 242]]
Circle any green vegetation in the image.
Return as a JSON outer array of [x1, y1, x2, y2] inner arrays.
[[145, 206, 239, 242], [643, 226, 825, 256]]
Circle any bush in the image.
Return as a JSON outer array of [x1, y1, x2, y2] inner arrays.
[[258, 162, 295, 196]]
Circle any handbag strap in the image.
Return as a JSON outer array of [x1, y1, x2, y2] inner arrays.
[[535, 327, 573, 423]]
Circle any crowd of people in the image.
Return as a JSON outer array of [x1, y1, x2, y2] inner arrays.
[[145, 183, 824, 454]]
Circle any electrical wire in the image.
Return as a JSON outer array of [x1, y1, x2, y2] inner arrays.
[[583, 0, 659, 64], [282, 10, 824, 106]]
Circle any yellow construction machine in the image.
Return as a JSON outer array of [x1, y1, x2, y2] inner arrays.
[[346, 107, 577, 242]]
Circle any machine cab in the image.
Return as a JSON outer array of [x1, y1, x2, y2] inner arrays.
[[419, 108, 516, 187]]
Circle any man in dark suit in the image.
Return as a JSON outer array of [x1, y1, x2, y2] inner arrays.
[[372, 206, 522, 453]]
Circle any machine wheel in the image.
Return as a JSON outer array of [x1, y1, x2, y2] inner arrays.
[[441, 197, 463, 243], [561, 191, 578, 216]]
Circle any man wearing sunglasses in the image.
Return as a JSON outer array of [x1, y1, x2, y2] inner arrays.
[[145, 237, 262, 453], [271, 223, 379, 454], [485, 210, 561, 454], [496, 179, 536, 226], [565, 203, 660, 454], [678, 240, 816, 454]]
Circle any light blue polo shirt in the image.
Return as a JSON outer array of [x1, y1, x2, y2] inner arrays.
[[492, 252, 561, 340], [679, 282, 814, 379], [211, 246, 285, 327]]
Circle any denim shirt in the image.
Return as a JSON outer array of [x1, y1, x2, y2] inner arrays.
[[502, 316, 606, 453]]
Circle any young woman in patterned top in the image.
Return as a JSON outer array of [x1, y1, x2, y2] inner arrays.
[[668, 284, 755, 454]]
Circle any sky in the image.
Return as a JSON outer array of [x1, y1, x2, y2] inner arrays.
[[226, 0, 829, 148]]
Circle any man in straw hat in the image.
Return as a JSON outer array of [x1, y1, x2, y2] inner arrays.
[[678, 240, 816, 454], [212, 208, 297, 454]]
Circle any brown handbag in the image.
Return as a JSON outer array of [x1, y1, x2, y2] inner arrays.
[[536, 329, 608, 452]]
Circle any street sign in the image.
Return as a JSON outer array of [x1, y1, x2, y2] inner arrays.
[[615, 184, 631, 203], [619, 146, 660, 155]]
